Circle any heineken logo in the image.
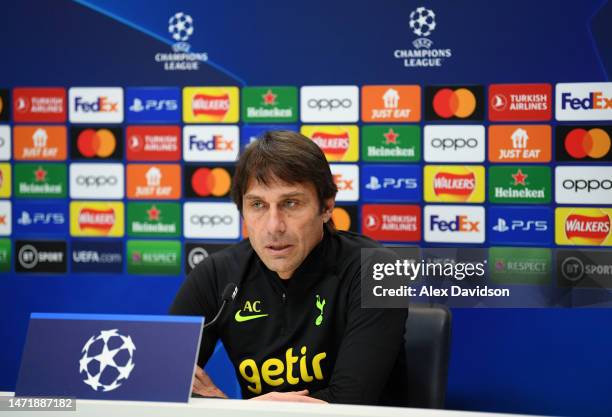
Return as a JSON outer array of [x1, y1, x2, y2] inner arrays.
[[127, 202, 180, 237], [242, 87, 297, 123], [489, 166, 550, 204], [362, 125, 420, 162], [15, 163, 67, 198]]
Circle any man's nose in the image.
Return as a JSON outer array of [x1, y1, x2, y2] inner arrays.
[[266, 206, 286, 234]]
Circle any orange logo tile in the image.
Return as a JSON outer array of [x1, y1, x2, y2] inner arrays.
[[361, 85, 421, 122], [13, 126, 67, 160], [126, 164, 181, 199], [488, 125, 551, 163]]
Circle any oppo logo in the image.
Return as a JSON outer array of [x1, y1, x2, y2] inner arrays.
[[190, 215, 233, 226], [431, 137, 478, 150], [307, 98, 352, 110], [562, 179, 612, 192], [76, 175, 118, 186]]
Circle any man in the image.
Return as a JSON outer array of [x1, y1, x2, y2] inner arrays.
[[170, 130, 407, 404]]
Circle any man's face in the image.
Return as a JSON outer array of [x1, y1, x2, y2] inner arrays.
[[242, 177, 333, 279]]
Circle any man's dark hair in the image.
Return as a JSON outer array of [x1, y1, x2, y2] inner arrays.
[[231, 130, 338, 230]]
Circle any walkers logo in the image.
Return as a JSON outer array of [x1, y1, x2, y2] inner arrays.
[[424, 165, 485, 203], [126, 164, 181, 200], [556, 83, 612, 121], [361, 165, 420, 202], [0, 239, 9, 272], [69, 163, 124, 200], [0, 90, 9, 121], [126, 126, 180, 161], [424, 125, 485, 162], [185, 242, 229, 274], [361, 85, 421, 122], [424, 205, 485, 244], [70, 127, 122, 160], [69, 87, 123, 123], [0, 125, 11, 160], [300, 125, 359, 162], [393, 7, 452, 68], [13, 201, 67, 235], [15, 240, 66, 273], [183, 87, 239, 123], [240, 125, 298, 152], [185, 165, 233, 198], [555, 125, 612, 162], [125, 87, 180, 123], [488, 166, 551, 204], [183, 126, 239, 162], [488, 125, 551, 163], [362, 204, 420, 242], [425, 86, 484, 121], [241, 87, 298, 123], [488, 84, 552, 121], [70, 201, 124, 237], [300, 86, 359, 123], [14, 163, 66, 198], [183, 202, 240, 239], [13, 88, 66, 123], [555, 166, 612, 205], [0, 163, 11, 197], [331, 205, 358, 233], [555, 208, 612, 246], [127, 202, 180, 238], [488, 206, 552, 246], [0, 201, 11, 236], [127, 240, 181, 275], [557, 250, 612, 288], [71, 240, 123, 274], [489, 247, 551, 285], [361, 125, 420, 162], [330, 164, 359, 202], [13, 126, 67, 161]]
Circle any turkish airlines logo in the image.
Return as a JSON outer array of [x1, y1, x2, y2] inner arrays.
[[300, 86, 359, 122], [555, 166, 612, 204], [361, 204, 420, 242], [183, 202, 240, 239], [13, 88, 66, 123], [69, 87, 123, 123], [425, 86, 484, 121], [488, 84, 552, 121], [330, 164, 359, 201], [424, 205, 485, 243], [423, 125, 484, 162], [556, 126, 612, 162], [69, 163, 124, 199], [126, 126, 180, 161]]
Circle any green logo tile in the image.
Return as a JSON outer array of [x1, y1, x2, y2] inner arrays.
[[0, 239, 10, 272], [241, 87, 298, 123], [361, 125, 420, 162], [14, 163, 67, 198], [127, 202, 180, 238], [489, 247, 551, 285], [127, 240, 181, 275], [488, 165, 551, 204]]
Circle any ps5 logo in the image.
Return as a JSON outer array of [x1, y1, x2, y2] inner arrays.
[[17, 210, 65, 226], [129, 98, 178, 113], [364, 176, 418, 190], [492, 217, 548, 232]]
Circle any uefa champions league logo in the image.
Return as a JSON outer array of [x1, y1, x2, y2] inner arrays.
[[409, 7, 436, 48], [79, 329, 136, 392], [168, 12, 194, 52]]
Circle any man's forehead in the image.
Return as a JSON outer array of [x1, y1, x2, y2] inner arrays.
[[244, 177, 314, 198]]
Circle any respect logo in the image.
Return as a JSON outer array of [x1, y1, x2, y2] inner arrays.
[[555, 208, 612, 246], [424, 165, 485, 203]]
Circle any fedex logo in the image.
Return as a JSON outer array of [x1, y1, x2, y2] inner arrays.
[[424, 205, 485, 243], [69, 88, 123, 123], [330, 164, 359, 201], [183, 126, 239, 162], [556, 83, 612, 121]]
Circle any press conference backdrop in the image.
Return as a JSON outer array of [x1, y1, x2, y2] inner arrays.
[[1, 0, 612, 416]]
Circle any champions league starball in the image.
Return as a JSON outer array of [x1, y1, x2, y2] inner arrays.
[[168, 12, 194, 42], [409, 7, 436, 37], [78, 329, 136, 392]]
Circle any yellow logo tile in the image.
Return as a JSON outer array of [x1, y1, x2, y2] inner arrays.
[[300, 125, 359, 162], [183, 87, 239, 123], [424, 165, 485, 203], [70, 201, 124, 237], [555, 207, 612, 246], [0, 164, 11, 197]]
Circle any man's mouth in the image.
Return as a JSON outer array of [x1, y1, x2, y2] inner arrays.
[[265, 244, 293, 255]]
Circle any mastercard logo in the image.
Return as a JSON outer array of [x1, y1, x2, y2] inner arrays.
[[191, 167, 231, 197], [332, 207, 352, 231], [564, 128, 611, 159], [432, 88, 477, 118], [77, 129, 116, 158]]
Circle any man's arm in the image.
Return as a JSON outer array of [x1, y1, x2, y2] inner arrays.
[[309, 265, 407, 405]]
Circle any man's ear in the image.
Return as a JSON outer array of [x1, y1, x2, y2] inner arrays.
[[321, 197, 335, 222]]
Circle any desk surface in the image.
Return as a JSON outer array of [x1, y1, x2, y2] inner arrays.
[[0, 392, 546, 417]]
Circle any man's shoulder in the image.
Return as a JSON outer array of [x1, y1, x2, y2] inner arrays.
[[332, 230, 388, 271], [190, 239, 255, 280]]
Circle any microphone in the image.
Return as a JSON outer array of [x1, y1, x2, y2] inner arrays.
[[202, 283, 238, 330]]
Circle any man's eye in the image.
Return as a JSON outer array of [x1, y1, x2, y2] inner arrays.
[[284, 200, 298, 208], [251, 201, 265, 209]]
